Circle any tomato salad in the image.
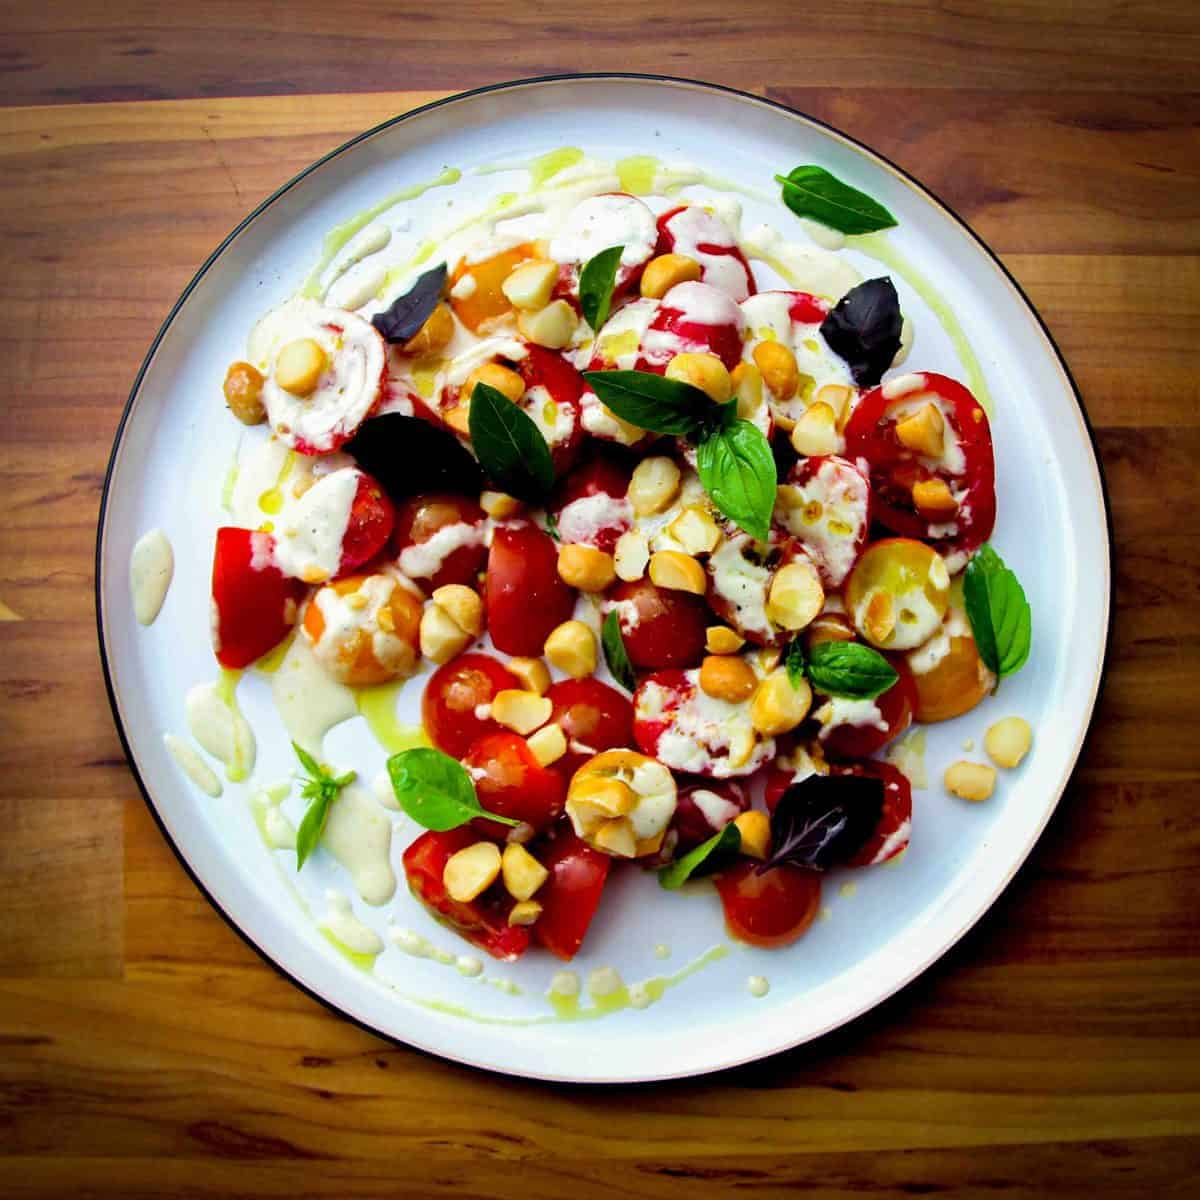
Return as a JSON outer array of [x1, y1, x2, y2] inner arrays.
[[210, 177, 1031, 966]]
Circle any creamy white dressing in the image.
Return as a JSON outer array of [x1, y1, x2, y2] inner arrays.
[[747, 975, 770, 998], [662, 205, 751, 300], [130, 529, 173, 625], [690, 789, 741, 829], [777, 458, 870, 588], [185, 675, 255, 782], [549, 193, 657, 267], [397, 521, 484, 580], [320, 890, 384, 957], [270, 467, 360, 583], [707, 536, 773, 637], [885, 728, 928, 789], [741, 224, 862, 299], [270, 633, 358, 754], [321, 784, 396, 905], [586, 966, 624, 998], [549, 969, 581, 997], [307, 573, 419, 684], [163, 733, 223, 797], [814, 696, 888, 740], [556, 492, 632, 547], [251, 784, 297, 849]]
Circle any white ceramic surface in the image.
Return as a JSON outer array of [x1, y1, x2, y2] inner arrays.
[[96, 76, 1110, 1082]]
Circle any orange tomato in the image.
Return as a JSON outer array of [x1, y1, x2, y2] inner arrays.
[[449, 243, 538, 333]]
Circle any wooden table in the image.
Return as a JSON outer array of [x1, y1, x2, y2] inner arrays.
[[2, 4, 1199, 1195]]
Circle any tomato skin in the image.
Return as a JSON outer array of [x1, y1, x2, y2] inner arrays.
[[546, 678, 635, 777], [843, 372, 996, 562], [402, 829, 531, 961], [462, 732, 567, 841], [336, 473, 395, 578], [831, 760, 912, 867], [531, 824, 611, 961], [672, 779, 750, 853], [903, 627, 993, 723], [391, 492, 486, 594], [486, 522, 577, 656], [449, 243, 536, 333], [715, 861, 822, 949], [819, 666, 917, 761], [516, 345, 586, 476], [606, 578, 710, 670], [210, 527, 305, 669], [635, 282, 745, 373], [551, 452, 633, 554], [656, 204, 756, 300], [422, 652, 520, 758]]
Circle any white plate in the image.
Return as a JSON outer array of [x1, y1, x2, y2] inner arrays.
[[96, 75, 1111, 1082]]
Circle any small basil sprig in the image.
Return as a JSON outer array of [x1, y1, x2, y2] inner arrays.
[[820, 277, 902, 388], [582, 369, 777, 539], [388, 747, 519, 831], [775, 165, 897, 235], [467, 381, 554, 503], [806, 640, 899, 700], [784, 638, 806, 689], [543, 511, 561, 542], [696, 419, 776, 542], [292, 743, 356, 870], [601, 610, 636, 693], [963, 543, 1032, 682], [371, 263, 448, 344], [658, 822, 741, 890], [579, 245, 624, 332], [762, 774, 883, 873]]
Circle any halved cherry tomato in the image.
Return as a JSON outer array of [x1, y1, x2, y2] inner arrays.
[[606, 577, 709, 670], [817, 665, 917, 762], [531, 823, 611, 961], [391, 492, 486, 594], [546, 677, 635, 777], [337, 472, 395, 577], [449, 243, 537, 333], [516, 345, 585, 476], [830, 760, 912, 867], [672, 779, 749, 853], [422, 652, 520, 758], [844, 372, 995, 565], [902, 616, 993, 722], [551, 451, 633, 554], [402, 828, 530, 961], [705, 530, 810, 647], [843, 537, 950, 652], [775, 456, 871, 589], [715, 860, 822, 949], [486, 522, 577, 656], [211, 527, 305, 669], [656, 204, 756, 301], [635, 281, 745, 372], [463, 731, 567, 841]]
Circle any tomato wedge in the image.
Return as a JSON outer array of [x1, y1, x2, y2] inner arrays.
[[531, 824, 611, 961], [656, 204, 755, 301], [844, 372, 995, 568], [463, 731, 567, 841], [486, 522, 576, 656], [402, 829, 530, 961]]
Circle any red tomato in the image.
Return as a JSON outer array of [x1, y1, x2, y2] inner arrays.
[[635, 281, 745, 373], [462, 731, 567, 841], [336, 472, 395, 578], [763, 745, 820, 813], [775, 456, 871, 589], [551, 452, 633, 554], [656, 204, 756, 301], [531, 824, 611, 961], [830, 760, 912, 867], [486, 522, 577, 656], [516, 345, 585, 476], [715, 860, 822, 949], [391, 493, 486, 594], [210, 527, 305, 669], [605, 578, 709, 670], [672, 779, 749, 853], [817, 664, 917, 761], [843, 372, 996, 564], [422, 652, 520, 758], [402, 829, 530, 961], [546, 678, 635, 777]]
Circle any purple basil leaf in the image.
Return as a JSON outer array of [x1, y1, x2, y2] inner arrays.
[[762, 774, 885, 872], [819, 277, 902, 388], [371, 263, 448, 344]]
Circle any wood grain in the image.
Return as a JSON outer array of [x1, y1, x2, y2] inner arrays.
[[1, 17, 1199, 1195]]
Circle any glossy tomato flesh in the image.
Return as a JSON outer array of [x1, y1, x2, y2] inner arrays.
[[336, 472, 395, 578], [831, 760, 913, 867], [463, 731, 567, 841], [715, 861, 822, 949], [606, 578, 709, 670], [546, 678, 635, 778], [422, 652, 520, 758], [486, 522, 576, 657], [819, 664, 917, 761], [391, 492, 486, 593], [531, 824, 611, 961]]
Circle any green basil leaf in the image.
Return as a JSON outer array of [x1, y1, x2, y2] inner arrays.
[[292, 741, 323, 780], [582, 369, 715, 437], [579, 244, 624, 332], [543, 511, 560, 542], [296, 789, 335, 871], [387, 747, 519, 831], [806, 640, 899, 699], [467, 381, 555, 502], [775, 166, 897, 235], [963, 543, 1032, 680], [601, 610, 636, 693], [696, 420, 776, 542], [785, 639, 806, 689], [658, 822, 742, 890]]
